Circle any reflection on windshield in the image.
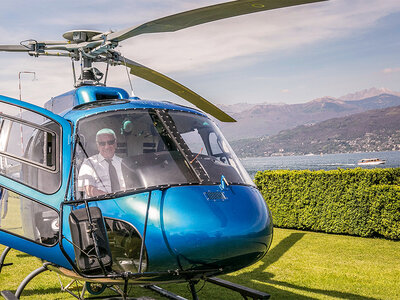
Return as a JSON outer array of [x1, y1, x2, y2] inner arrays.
[[75, 109, 253, 199]]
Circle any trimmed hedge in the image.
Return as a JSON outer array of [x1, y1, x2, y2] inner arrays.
[[254, 168, 400, 239]]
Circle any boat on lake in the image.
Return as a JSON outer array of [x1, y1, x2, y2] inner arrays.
[[357, 158, 386, 165]]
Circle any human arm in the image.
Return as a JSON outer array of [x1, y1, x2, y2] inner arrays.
[[84, 185, 106, 197], [78, 158, 107, 198]]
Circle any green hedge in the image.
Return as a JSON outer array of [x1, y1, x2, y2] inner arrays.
[[254, 168, 400, 239]]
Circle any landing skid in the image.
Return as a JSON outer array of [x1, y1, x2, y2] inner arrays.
[[146, 278, 270, 300], [0, 260, 138, 300], [0, 254, 269, 300], [206, 277, 270, 299]]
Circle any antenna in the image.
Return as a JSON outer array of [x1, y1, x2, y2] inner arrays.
[[18, 71, 36, 100]]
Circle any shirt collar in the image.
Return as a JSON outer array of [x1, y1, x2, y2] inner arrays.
[[98, 153, 111, 163], [97, 154, 119, 163]]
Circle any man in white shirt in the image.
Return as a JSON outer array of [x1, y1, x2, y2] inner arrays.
[[78, 128, 126, 198]]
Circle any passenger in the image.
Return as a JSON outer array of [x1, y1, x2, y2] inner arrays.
[[78, 128, 126, 198]]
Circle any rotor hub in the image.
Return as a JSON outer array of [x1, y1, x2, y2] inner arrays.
[[62, 30, 103, 42]]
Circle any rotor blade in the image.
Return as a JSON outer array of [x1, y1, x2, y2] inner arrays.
[[0, 42, 69, 53], [107, 0, 326, 42], [37, 41, 69, 45], [119, 56, 236, 122], [0, 45, 30, 52]]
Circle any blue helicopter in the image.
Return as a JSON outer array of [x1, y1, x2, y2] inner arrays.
[[0, 0, 325, 299]]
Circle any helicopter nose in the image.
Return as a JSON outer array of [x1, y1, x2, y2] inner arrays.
[[161, 185, 273, 273]]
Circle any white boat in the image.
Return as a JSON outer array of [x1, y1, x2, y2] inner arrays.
[[357, 158, 386, 165]]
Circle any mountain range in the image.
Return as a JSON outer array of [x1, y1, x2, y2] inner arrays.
[[338, 87, 400, 101], [230, 105, 400, 157], [218, 88, 400, 141]]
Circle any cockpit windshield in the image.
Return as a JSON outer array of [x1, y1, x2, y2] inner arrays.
[[75, 109, 253, 199]]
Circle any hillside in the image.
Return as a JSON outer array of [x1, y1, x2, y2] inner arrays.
[[231, 105, 400, 157], [218, 92, 400, 141]]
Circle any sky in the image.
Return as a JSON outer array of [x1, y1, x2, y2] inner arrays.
[[0, 0, 400, 109]]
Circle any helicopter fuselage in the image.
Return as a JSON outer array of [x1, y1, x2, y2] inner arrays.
[[0, 86, 273, 284]]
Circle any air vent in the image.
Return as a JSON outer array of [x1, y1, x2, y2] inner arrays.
[[204, 191, 227, 201]]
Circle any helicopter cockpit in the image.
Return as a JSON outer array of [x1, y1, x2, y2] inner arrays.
[[0, 98, 262, 277], [74, 108, 254, 199], [70, 107, 257, 275]]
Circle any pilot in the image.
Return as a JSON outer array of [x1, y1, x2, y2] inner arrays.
[[78, 128, 126, 198]]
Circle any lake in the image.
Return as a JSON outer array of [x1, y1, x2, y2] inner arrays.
[[240, 151, 400, 178]]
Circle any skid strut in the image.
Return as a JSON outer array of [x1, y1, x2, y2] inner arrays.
[[189, 281, 199, 300], [0, 247, 12, 273], [1, 262, 51, 300]]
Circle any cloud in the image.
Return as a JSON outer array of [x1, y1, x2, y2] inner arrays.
[[0, 55, 75, 106], [1, 0, 400, 106], [113, 0, 400, 75], [383, 67, 400, 74]]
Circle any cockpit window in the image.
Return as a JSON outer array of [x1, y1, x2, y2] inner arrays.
[[75, 109, 253, 199], [181, 129, 207, 155], [169, 111, 254, 186], [0, 101, 61, 194]]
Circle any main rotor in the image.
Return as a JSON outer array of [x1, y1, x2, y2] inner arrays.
[[18, 29, 124, 87], [0, 0, 327, 122]]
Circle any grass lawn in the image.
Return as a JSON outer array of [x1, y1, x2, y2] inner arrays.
[[0, 228, 399, 299]]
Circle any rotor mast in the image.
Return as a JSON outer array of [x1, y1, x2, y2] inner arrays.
[[63, 30, 114, 87], [77, 55, 104, 87]]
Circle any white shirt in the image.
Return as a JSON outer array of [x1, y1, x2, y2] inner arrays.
[[78, 153, 126, 196]]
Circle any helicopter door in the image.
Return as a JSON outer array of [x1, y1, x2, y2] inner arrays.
[[0, 95, 71, 251]]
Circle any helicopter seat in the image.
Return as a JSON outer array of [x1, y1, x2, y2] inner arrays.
[[37, 168, 60, 194], [143, 142, 156, 153]]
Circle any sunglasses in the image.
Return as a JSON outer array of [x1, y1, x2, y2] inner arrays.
[[97, 139, 116, 146]]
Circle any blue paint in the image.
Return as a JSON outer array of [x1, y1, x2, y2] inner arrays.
[[160, 185, 272, 273], [80, 185, 272, 277], [44, 86, 130, 115], [0, 86, 273, 283]]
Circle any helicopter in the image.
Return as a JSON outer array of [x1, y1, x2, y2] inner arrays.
[[0, 0, 326, 299]]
